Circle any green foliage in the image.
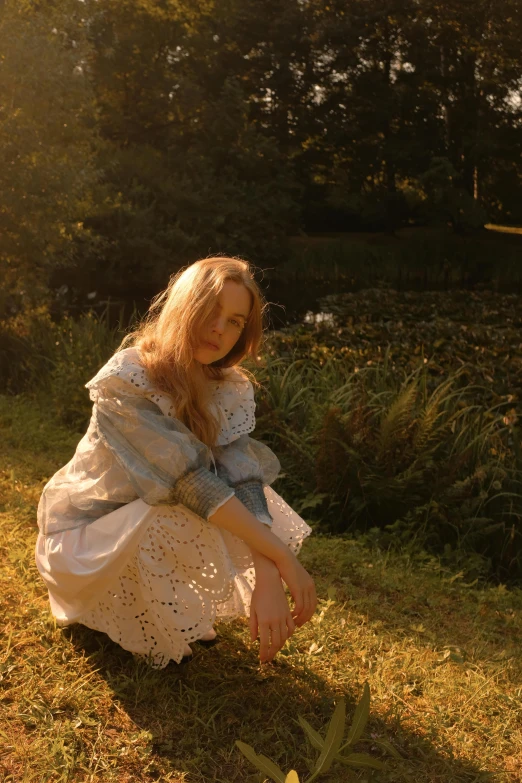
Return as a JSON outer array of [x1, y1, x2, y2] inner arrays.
[[255, 288, 522, 582], [0, 0, 101, 313], [0, 305, 127, 428], [2, 0, 522, 310], [69, 1, 303, 297], [2, 0, 522, 307], [418, 158, 488, 233], [236, 683, 396, 781]]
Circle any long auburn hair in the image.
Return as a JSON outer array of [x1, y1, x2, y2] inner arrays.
[[116, 256, 267, 446]]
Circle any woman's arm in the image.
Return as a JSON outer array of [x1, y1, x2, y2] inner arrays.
[[208, 495, 287, 561], [212, 434, 281, 529], [249, 548, 295, 663], [208, 495, 316, 628]]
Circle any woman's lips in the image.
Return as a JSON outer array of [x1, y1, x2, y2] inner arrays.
[[204, 341, 220, 351]]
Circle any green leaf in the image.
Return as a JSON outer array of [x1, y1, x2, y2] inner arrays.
[[337, 752, 386, 770], [297, 715, 324, 752], [343, 682, 370, 749], [235, 741, 286, 783], [327, 585, 337, 601], [307, 698, 346, 782], [372, 738, 404, 759], [285, 772, 300, 783]]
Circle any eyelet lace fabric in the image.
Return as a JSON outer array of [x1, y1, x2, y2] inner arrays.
[[87, 347, 257, 447], [76, 485, 311, 668]]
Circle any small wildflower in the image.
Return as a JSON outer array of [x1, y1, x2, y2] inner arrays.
[[503, 409, 518, 427]]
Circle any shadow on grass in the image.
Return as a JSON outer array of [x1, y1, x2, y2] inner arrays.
[[62, 614, 498, 783]]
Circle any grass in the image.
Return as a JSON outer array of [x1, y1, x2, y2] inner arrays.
[[1, 394, 522, 782]]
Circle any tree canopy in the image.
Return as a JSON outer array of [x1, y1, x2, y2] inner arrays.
[[1, 0, 521, 307]]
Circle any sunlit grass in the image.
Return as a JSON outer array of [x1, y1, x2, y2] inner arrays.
[[1, 395, 521, 782]]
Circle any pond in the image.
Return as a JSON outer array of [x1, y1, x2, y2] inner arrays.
[[54, 275, 509, 332]]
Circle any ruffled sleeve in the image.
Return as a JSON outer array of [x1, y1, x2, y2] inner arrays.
[[210, 372, 281, 528], [86, 349, 235, 521]]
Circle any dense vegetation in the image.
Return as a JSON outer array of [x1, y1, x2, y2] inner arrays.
[[257, 288, 522, 584], [1, 0, 522, 313], [2, 287, 520, 584]]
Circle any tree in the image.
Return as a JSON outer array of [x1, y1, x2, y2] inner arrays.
[[0, 0, 101, 315], [71, 0, 302, 298]]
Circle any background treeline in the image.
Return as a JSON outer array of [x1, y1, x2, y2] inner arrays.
[[1, 0, 521, 313]]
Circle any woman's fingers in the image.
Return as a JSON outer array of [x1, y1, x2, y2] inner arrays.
[[266, 626, 281, 662], [291, 590, 304, 621], [259, 622, 270, 663], [255, 579, 317, 664], [303, 586, 317, 623], [280, 621, 289, 645], [292, 590, 307, 626], [249, 607, 258, 643], [260, 622, 297, 663], [259, 610, 308, 664], [293, 586, 317, 627]]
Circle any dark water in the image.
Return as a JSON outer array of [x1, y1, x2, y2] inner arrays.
[[54, 275, 520, 331], [54, 278, 350, 330]]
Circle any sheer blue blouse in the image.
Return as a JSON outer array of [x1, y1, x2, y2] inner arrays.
[[37, 347, 280, 536]]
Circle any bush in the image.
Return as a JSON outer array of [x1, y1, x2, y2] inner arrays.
[[0, 305, 130, 429], [252, 350, 522, 584]]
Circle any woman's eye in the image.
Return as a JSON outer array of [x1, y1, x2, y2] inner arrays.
[[230, 319, 241, 328]]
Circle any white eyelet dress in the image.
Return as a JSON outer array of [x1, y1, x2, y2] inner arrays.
[[35, 348, 312, 669]]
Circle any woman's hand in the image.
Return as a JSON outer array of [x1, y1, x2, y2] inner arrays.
[[249, 558, 296, 664], [275, 549, 317, 628]]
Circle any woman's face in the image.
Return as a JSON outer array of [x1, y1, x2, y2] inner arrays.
[[193, 280, 252, 365]]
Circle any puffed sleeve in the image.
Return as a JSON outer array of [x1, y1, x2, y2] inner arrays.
[[210, 353, 282, 535], [88, 362, 235, 521], [213, 434, 281, 528]]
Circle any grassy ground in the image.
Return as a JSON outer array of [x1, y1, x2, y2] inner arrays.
[[1, 394, 521, 783]]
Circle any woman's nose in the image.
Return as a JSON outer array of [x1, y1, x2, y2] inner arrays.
[[211, 316, 225, 335]]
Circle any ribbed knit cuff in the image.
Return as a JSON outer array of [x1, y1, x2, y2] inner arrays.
[[234, 479, 273, 528], [174, 466, 236, 520]]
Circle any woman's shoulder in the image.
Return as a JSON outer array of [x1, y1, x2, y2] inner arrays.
[[85, 346, 153, 399], [210, 367, 257, 444], [220, 365, 252, 385], [213, 366, 255, 402]]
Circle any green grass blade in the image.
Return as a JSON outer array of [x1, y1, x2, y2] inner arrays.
[[285, 772, 300, 783], [306, 697, 346, 782], [297, 715, 324, 752], [235, 741, 286, 783], [343, 682, 370, 749], [372, 738, 404, 759], [337, 752, 386, 770]]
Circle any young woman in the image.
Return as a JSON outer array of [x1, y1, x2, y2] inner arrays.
[[35, 256, 315, 668]]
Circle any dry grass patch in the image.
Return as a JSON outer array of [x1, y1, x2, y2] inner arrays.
[[1, 394, 521, 782]]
